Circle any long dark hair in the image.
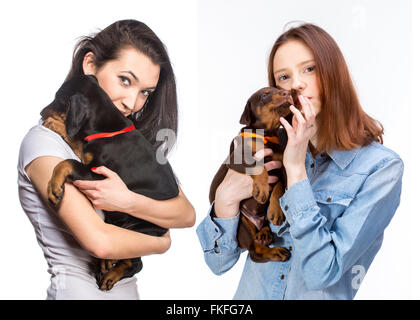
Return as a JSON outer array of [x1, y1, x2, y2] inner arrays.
[[268, 23, 383, 152], [66, 19, 178, 153]]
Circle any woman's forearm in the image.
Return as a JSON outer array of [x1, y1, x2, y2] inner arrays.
[[57, 185, 171, 260], [100, 224, 171, 260], [27, 156, 171, 261], [125, 186, 196, 229], [52, 184, 171, 260]]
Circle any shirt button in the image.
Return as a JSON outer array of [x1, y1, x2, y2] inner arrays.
[[289, 246, 293, 251], [310, 163, 315, 168], [326, 197, 332, 203], [281, 275, 285, 280], [215, 228, 219, 233], [284, 205, 289, 211]]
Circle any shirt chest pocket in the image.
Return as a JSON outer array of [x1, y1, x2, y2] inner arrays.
[[314, 191, 353, 229]]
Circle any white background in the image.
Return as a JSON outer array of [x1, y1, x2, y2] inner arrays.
[[0, 0, 418, 299]]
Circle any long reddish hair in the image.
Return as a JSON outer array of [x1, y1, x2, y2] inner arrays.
[[268, 23, 383, 152]]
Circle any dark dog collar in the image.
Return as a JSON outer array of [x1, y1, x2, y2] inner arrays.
[[239, 132, 279, 145], [84, 125, 135, 142]]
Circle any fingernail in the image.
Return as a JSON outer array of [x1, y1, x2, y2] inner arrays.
[[91, 167, 98, 171]]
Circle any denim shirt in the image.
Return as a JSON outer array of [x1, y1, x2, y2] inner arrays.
[[196, 142, 403, 299]]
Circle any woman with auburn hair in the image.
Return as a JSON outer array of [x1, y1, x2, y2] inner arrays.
[[197, 23, 403, 299]]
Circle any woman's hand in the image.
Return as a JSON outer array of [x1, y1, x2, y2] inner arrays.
[[214, 148, 282, 218], [158, 230, 172, 254], [73, 166, 134, 212], [280, 95, 316, 189]]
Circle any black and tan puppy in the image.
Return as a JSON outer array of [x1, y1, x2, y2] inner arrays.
[[209, 87, 300, 263], [41, 75, 179, 291]]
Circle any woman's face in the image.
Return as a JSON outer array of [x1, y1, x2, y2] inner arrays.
[[272, 40, 321, 116], [83, 47, 160, 117]]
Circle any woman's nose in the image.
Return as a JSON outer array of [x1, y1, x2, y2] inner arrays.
[[123, 94, 138, 113], [292, 76, 306, 91]]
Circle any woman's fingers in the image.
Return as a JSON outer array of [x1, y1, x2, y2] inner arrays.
[[265, 160, 282, 171], [73, 166, 117, 191], [253, 148, 273, 161], [282, 96, 316, 137], [81, 189, 99, 200], [73, 179, 98, 191], [91, 165, 116, 178], [290, 104, 306, 125], [298, 95, 316, 124], [280, 116, 294, 138]]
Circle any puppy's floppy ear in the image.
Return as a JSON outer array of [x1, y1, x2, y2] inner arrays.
[[239, 100, 254, 126], [66, 93, 90, 138]]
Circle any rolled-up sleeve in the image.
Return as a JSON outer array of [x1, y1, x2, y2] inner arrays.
[[196, 202, 243, 275], [280, 158, 404, 290]]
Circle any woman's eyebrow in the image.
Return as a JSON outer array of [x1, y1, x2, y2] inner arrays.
[[299, 59, 315, 66], [274, 59, 315, 75], [121, 70, 138, 81], [121, 70, 156, 90]]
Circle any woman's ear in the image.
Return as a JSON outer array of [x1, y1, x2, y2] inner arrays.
[[82, 52, 97, 76]]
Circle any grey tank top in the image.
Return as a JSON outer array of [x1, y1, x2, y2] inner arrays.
[[17, 120, 139, 299]]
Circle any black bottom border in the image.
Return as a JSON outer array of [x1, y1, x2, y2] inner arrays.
[[0, 300, 416, 318]]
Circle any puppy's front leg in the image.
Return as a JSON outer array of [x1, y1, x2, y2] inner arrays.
[[47, 159, 98, 206], [268, 181, 285, 225], [251, 168, 270, 204]]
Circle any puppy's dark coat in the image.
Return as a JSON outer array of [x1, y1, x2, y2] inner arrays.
[[209, 87, 300, 262], [41, 75, 179, 290]]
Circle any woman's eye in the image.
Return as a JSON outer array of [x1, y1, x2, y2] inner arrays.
[[119, 76, 131, 86], [305, 65, 316, 73], [278, 75, 289, 81], [142, 90, 151, 97]]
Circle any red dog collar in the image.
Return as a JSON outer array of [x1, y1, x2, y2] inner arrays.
[[84, 125, 135, 142]]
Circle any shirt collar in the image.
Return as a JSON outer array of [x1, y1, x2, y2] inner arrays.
[[325, 147, 360, 170]]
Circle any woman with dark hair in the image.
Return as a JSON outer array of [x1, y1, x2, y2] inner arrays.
[[197, 23, 403, 299], [18, 20, 195, 300]]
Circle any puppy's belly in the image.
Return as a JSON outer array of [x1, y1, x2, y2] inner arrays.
[[241, 212, 265, 230]]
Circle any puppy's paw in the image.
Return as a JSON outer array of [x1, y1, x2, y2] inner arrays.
[[48, 180, 64, 206], [252, 182, 270, 204], [269, 246, 291, 262], [255, 226, 273, 246], [268, 202, 285, 226], [100, 259, 118, 274], [99, 269, 123, 291]]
